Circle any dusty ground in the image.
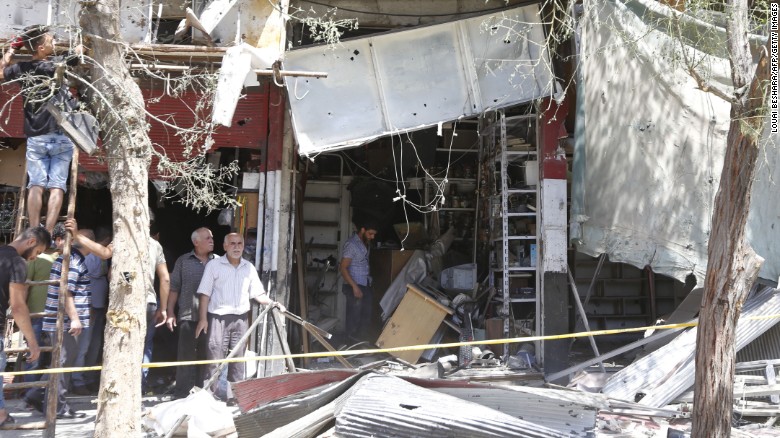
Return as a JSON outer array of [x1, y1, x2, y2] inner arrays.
[[1, 393, 171, 437]]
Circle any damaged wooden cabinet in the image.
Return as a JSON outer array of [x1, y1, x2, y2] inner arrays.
[[481, 110, 540, 356]]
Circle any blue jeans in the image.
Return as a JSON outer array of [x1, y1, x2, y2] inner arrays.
[[26, 132, 74, 190], [70, 326, 92, 388], [142, 303, 157, 389], [23, 319, 45, 382], [342, 284, 373, 341], [0, 335, 6, 410]]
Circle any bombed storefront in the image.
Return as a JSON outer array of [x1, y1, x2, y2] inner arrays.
[[1, 0, 780, 436]]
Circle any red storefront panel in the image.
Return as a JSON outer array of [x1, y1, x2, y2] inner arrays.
[[0, 81, 284, 176]]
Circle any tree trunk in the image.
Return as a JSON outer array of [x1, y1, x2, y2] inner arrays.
[[691, 0, 769, 435], [80, 2, 153, 435]]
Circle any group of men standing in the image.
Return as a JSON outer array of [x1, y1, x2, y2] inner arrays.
[[0, 225, 283, 427]]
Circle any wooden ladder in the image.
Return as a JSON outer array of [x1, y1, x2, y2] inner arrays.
[[4, 146, 81, 437]]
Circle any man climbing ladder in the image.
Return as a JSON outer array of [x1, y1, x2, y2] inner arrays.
[[0, 25, 83, 232]]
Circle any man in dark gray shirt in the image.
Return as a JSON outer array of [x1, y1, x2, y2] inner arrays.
[[0, 226, 50, 427], [164, 227, 214, 398]]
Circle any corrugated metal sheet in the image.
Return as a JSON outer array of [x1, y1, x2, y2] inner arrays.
[[335, 374, 569, 438], [79, 84, 272, 176], [0, 84, 24, 138], [1, 82, 282, 176], [232, 369, 357, 413], [234, 372, 367, 438], [603, 287, 780, 407], [430, 387, 598, 437], [736, 322, 780, 373]]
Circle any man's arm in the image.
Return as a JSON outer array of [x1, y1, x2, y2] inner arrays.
[[63, 288, 82, 336], [9, 282, 40, 362], [165, 290, 179, 331], [194, 294, 210, 337], [154, 262, 170, 327], [0, 44, 17, 81], [66, 219, 113, 259], [339, 257, 363, 299]]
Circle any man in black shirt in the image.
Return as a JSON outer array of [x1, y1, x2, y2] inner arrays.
[[0, 226, 50, 427], [0, 26, 83, 232]]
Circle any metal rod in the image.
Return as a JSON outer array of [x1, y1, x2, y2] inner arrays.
[[164, 303, 281, 438], [546, 322, 685, 383], [271, 309, 296, 373], [128, 62, 328, 78], [567, 266, 605, 374]]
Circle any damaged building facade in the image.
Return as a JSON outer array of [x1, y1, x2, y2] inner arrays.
[[1, 0, 780, 435]]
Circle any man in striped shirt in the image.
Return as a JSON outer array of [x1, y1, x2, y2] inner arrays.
[[339, 220, 378, 342], [33, 222, 111, 418], [195, 233, 284, 400]]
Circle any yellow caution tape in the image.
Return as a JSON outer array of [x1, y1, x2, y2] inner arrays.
[[3, 314, 779, 378]]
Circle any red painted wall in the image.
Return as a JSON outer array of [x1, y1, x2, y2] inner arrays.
[[0, 81, 285, 176], [538, 98, 569, 180]]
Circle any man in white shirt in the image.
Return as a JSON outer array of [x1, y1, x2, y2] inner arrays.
[[195, 233, 283, 400]]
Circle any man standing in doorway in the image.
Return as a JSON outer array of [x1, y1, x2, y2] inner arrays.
[[0, 25, 83, 232], [0, 226, 49, 427], [195, 233, 283, 401], [144, 230, 169, 393], [165, 227, 214, 399], [339, 221, 378, 343]]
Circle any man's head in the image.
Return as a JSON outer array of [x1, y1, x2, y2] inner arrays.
[[357, 221, 378, 244], [21, 25, 55, 59], [51, 222, 67, 251], [192, 227, 214, 255], [14, 226, 51, 261], [223, 233, 244, 263]]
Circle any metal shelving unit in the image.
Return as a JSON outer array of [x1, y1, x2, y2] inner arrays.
[[484, 110, 540, 357]]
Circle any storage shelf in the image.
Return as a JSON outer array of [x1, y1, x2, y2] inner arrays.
[[304, 197, 339, 204], [426, 177, 477, 183], [304, 220, 339, 227], [438, 207, 476, 212], [436, 148, 478, 153], [493, 235, 536, 241], [492, 267, 536, 272], [308, 243, 338, 250]]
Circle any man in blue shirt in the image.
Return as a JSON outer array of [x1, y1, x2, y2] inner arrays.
[[339, 221, 378, 343]]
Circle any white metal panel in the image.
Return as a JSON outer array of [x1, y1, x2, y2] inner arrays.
[[370, 24, 473, 129], [463, 7, 553, 109], [541, 179, 567, 273], [284, 4, 554, 156], [285, 38, 385, 153], [576, 0, 779, 283]]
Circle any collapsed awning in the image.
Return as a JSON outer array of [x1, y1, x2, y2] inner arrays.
[[283, 4, 556, 156], [575, 0, 779, 283]]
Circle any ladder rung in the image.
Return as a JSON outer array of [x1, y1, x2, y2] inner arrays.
[[5, 346, 54, 354], [26, 280, 60, 286], [2, 381, 48, 391]]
